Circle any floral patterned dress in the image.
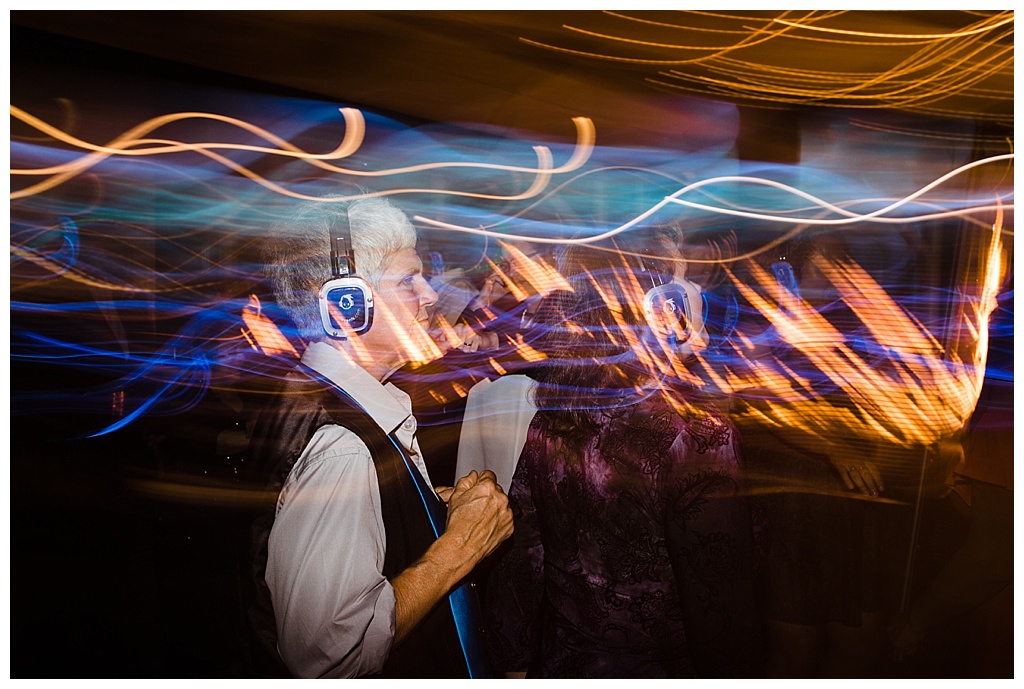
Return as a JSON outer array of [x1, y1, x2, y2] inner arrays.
[[483, 396, 762, 677]]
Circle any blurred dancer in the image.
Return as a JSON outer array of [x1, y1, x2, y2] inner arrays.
[[742, 234, 912, 677], [484, 237, 763, 677]]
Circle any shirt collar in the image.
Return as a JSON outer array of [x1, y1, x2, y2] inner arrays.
[[300, 341, 413, 439]]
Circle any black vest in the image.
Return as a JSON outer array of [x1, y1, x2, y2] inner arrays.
[[243, 363, 482, 678]]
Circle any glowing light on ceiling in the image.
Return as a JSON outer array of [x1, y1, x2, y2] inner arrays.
[[518, 10, 1013, 121]]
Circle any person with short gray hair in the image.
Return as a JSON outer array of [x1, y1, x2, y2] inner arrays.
[[248, 195, 513, 678]]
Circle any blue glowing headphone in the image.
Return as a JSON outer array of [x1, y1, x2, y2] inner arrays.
[[635, 256, 706, 356], [771, 259, 800, 301], [318, 207, 374, 339]]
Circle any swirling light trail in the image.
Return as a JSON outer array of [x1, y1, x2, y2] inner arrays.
[[771, 13, 1015, 39], [10, 91, 1011, 497], [11, 105, 595, 202], [518, 10, 1012, 121], [413, 209, 1005, 464], [414, 154, 1013, 244]]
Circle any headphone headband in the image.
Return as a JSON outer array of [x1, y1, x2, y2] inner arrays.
[[329, 207, 355, 278]]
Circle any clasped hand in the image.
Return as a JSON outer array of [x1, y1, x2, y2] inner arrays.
[[435, 470, 514, 562]]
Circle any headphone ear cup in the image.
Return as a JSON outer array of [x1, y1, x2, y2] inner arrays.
[[642, 279, 706, 354], [771, 260, 800, 300], [643, 283, 687, 342], [319, 277, 375, 339]]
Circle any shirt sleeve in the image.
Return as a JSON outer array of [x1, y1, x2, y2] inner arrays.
[[265, 425, 395, 678]]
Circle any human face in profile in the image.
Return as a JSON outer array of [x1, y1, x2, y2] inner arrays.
[[357, 248, 439, 380]]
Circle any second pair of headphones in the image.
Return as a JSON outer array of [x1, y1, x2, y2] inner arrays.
[[634, 257, 707, 357], [318, 206, 374, 339]]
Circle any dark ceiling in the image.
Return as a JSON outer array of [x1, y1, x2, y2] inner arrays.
[[10, 10, 1015, 147]]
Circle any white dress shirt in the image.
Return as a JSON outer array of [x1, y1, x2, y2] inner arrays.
[[265, 341, 431, 678]]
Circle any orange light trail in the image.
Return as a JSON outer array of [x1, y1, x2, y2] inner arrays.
[[516, 10, 1012, 121], [11, 106, 595, 202], [484, 256, 528, 303], [498, 241, 573, 296], [510, 335, 547, 363], [374, 300, 444, 368], [710, 229, 1000, 450], [771, 14, 1014, 40], [241, 295, 300, 359], [550, 211, 1006, 460]]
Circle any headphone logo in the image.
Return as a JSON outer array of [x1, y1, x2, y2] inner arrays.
[[661, 297, 679, 318]]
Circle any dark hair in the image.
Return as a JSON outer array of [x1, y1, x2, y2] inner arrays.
[[530, 233, 680, 447]]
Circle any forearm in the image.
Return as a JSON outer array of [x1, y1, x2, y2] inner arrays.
[[392, 470, 513, 646], [391, 531, 476, 645]]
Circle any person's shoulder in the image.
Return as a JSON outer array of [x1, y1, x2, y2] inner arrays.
[[640, 393, 737, 444], [289, 424, 374, 479]]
